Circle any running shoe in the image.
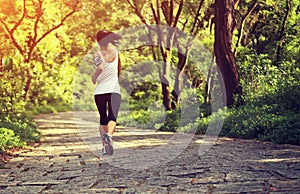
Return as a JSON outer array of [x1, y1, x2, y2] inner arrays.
[[102, 133, 113, 155]]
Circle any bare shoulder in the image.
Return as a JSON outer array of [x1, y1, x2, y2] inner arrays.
[[109, 48, 118, 55], [105, 48, 118, 63]]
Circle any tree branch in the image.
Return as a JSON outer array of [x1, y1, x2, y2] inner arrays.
[[276, 0, 290, 64], [0, 21, 24, 55], [33, 0, 43, 44], [151, 2, 167, 62], [22, 0, 79, 63], [150, 2, 160, 24], [173, 0, 184, 28], [170, 0, 174, 25], [35, 1, 78, 47], [235, 0, 258, 49], [190, 0, 204, 34], [0, 0, 26, 55], [161, 1, 170, 25], [10, 0, 27, 34], [25, 0, 44, 62], [156, 0, 161, 24], [126, 0, 148, 25]]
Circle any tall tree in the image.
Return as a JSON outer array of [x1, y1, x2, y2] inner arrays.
[[214, 0, 242, 106]]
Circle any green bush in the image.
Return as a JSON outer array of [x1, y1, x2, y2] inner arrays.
[[221, 107, 300, 145], [119, 77, 300, 145], [0, 71, 26, 114], [258, 74, 300, 112], [260, 113, 300, 145], [158, 110, 181, 132], [118, 110, 166, 130], [130, 110, 151, 124], [219, 75, 300, 145], [118, 49, 299, 145], [0, 128, 25, 153], [0, 114, 40, 144], [216, 49, 300, 145], [27, 100, 72, 115]]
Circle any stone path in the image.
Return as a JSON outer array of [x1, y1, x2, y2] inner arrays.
[[0, 112, 300, 193]]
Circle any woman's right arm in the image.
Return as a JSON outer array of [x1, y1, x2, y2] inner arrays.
[[92, 64, 103, 84]]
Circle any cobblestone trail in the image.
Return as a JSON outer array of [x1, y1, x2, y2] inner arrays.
[[1, 112, 300, 193]]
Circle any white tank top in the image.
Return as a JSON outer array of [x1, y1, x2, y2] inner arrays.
[[94, 51, 121, 95]]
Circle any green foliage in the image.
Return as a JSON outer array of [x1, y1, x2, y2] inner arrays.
[[0, 114, 40, 143], [191, 104, 300, 146], [117, 0, 300, 146], [118, 71, 166, 130], [72, 52, 100, 111], [219, 45, 300, 145], [0, 0, 299, 150], [158, 110, 181, 132], [0, 70, 26, 114], [0, 114, 40, 153], [129, 81, 161, 111], [122, 56, 300, 145], [0, 128, 25, 153], [190, 84, 300, 145], [221, 105, 300, 145], [118, 110, 166, 130], [259, 70, 300, 111], [236, 47, 278, 99]]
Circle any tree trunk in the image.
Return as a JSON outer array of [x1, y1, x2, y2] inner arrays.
[[161, 63, 172, 110], [0, 57, 3, 72], [24, 67, 33, 102], [276, 0, 290, 65], [214, 0, 242, 106], [205, 56, 216, 105], [159, 28, 173, 111], [171, 42, 189, 109]]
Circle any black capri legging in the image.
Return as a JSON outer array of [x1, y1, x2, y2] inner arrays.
[[94, 93, 121, 125]]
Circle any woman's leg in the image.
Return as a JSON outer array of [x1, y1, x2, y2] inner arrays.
[[107, 121, 116, 136], [94, 94, 109, 138], [99, 125, 107, 136], [95, 93, 120, 155], [107, 93, 121, 136]]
